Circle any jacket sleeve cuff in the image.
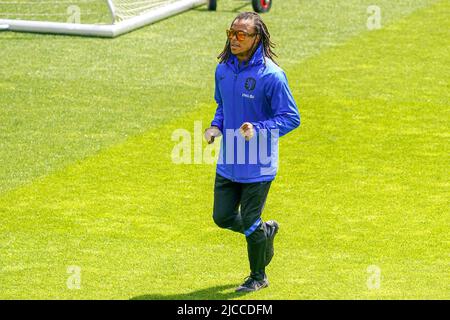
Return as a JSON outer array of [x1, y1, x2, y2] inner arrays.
[[210, 121, 223, 132], [250, 122, 261, 132]]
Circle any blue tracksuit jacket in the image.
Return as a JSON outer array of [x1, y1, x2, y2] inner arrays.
[[211, 42, 300, 183]]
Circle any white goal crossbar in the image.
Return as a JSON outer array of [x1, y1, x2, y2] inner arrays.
[[0, 0, 207, 38]]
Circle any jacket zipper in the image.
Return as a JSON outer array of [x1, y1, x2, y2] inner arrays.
[[231, 71, 238, 182]]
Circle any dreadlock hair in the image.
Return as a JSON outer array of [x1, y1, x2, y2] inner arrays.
[[217, 12, 278, 65]]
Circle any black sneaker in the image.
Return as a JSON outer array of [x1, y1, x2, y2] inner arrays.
[[265, 220, 279, 267], [235, 276, 269, 292]]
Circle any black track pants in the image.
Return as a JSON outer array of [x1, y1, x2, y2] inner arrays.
[[213, 173, 272, 280]]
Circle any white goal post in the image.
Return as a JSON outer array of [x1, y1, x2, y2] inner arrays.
[[0, 0, 207, 38]]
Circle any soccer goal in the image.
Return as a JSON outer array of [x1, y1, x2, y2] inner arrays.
[[0, 0, 208, 37], [207, 0, 272, 13]]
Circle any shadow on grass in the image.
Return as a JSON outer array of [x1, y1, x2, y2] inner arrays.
[[131, 284, 251, 300]]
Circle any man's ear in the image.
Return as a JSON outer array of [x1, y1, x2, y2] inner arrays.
[[252, 35, 261, 50]]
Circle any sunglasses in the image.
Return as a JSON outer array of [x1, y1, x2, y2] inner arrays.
[[226, 29, 257, 42]]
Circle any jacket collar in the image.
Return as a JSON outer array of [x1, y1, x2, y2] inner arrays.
[[227, 42, 265, 72]]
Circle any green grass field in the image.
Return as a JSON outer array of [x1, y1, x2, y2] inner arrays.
[[0, 0, 448, 299]]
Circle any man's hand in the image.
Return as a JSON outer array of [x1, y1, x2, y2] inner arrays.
[[204, 126, 222, 144], [239, 122, 254, 141]]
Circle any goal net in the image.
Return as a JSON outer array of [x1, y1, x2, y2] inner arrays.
[[0, 0, 207, 37]]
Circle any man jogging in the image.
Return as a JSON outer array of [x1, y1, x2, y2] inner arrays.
[[204, 12, 300, 292]]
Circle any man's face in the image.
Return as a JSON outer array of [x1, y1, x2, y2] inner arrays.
[[229, 19, 259, 57]]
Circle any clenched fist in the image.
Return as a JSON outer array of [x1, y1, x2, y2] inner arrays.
[[239, 122, 254, 141], [204, 126, 222, 144]]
